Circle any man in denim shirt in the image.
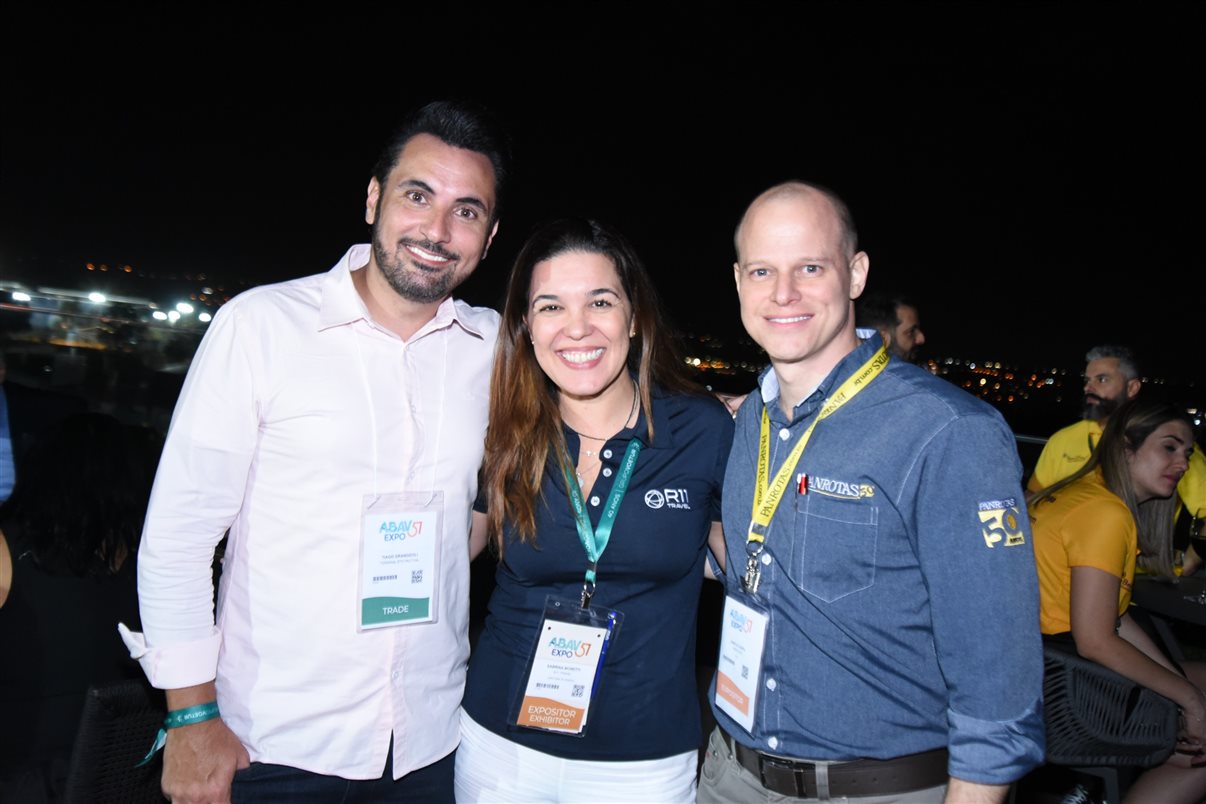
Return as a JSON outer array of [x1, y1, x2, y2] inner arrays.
[[699, 183, 1044, 803]]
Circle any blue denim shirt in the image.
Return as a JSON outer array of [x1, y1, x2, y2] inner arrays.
[[713, 335, 1045, 785]]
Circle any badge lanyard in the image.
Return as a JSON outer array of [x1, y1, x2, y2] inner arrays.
[[561, 438, 643, 607], [508, 438, 641, 738], [743, 346, 889, 593]]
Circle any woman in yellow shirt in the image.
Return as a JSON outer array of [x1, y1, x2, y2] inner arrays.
[[1031, 398, 1205, 802]]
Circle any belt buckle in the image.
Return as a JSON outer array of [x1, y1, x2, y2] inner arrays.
[[759, 755, 812, 798]]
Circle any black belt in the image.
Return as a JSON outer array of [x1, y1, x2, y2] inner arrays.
[[722, 730, 948, 799]]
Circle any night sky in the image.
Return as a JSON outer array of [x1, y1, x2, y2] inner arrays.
[[3, 4, 1201, 384]]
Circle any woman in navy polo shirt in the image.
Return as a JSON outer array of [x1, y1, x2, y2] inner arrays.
[[457, 218, 733, 802]]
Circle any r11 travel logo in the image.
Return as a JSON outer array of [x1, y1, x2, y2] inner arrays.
[[644, 489, 691, 510]]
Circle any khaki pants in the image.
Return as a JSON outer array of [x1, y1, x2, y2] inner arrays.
[[697, 727, 947, 804]]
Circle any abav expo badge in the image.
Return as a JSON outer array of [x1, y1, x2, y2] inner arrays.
[[513, 597, 621, 737], [715, 596, 767, 733], [359, 493, 442, 630]]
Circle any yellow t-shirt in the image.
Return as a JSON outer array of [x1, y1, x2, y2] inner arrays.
[[1031, 471, 1137, 635], [1030, 418, 1206, 518], [1029, 420, 1101, 492]]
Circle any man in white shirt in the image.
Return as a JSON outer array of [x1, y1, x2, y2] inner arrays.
[[121, 100, 509, 803]]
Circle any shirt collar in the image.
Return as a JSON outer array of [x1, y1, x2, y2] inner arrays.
[[632, 384, 676, 451], [854, 326, 877, 340], [559, 382, 678, 454], [316, 244, 489, 340], [757, 332, 886, 415]]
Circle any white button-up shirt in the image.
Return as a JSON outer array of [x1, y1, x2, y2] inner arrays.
[[122, 245, 498, 779]]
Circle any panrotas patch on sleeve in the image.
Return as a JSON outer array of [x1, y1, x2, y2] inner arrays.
[[977, 498, 1025, 548]]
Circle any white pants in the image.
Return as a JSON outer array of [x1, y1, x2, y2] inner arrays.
[[455, 710, 698, 803]]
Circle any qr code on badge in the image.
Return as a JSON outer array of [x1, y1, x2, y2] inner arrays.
[[411, 570, 423, 583], [572, 684, 584, 698]]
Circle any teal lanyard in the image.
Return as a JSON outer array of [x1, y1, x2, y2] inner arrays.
[[562, 438, 643, 607]]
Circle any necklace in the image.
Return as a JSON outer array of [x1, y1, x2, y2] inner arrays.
[[569, 382, 638, 458]]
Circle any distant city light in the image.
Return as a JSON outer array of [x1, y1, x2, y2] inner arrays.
[[198, 312, 213, 323], [11, 291, 31, 302], [176, 302, 194, 314], [152, 311, 169, 321], [88, 292, 106, 303]]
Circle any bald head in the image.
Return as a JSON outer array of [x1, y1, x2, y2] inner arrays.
[[734, 182, 859, 261], [731, 181, 871, 402]]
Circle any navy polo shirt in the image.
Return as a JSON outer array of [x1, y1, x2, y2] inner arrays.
[[464, 388, 733, 760]]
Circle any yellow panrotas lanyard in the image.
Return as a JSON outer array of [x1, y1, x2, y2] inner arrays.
[[742, 346, 889, 593]]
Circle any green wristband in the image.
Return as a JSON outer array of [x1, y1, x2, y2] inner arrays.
[[137, 701, 221, 767], [164, 701, 221, 729]]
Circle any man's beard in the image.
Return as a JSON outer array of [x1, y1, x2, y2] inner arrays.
[[371, 221, 464, 305], [1082, 393, 1122, 422], [890, 334, 918, 364]]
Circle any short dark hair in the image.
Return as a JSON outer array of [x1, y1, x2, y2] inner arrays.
[[371, 100, 511, 222], [856, 292, 914, 332], [1085, 344, 1139, 382]]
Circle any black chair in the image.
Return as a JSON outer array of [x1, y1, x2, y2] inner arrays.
[[1042, 640, 1178, 804], [61, 679, 167, 804]]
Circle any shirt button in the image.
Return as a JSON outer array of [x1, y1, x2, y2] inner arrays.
[[768, 736, 780, 750], [602, 468, 613, 477], [603, 449, 613, 459], [778, 428, 791, 441], [761, 553, 772, 565], [766, 678, 777, 691], [590, 496, 601, 507], [391, 671, 400, 680]]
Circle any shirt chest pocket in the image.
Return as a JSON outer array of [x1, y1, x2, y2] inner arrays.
[[786, 495, 879, 602]]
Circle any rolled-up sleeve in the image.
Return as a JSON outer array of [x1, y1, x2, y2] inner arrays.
[[914, 412, 1045, 783], [122, 301, 261, 689]]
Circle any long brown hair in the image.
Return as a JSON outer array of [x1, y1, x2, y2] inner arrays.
[[1028, 398, 1194, 578], [482, 218, 696, 552]]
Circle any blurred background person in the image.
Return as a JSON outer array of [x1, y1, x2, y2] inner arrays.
[[854, 291, 926, 364], [1029, 345, 1206, 576], [0, 413, 162, 802], [1030, 398, 1206, 803], [457, 218, 732, 803]]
